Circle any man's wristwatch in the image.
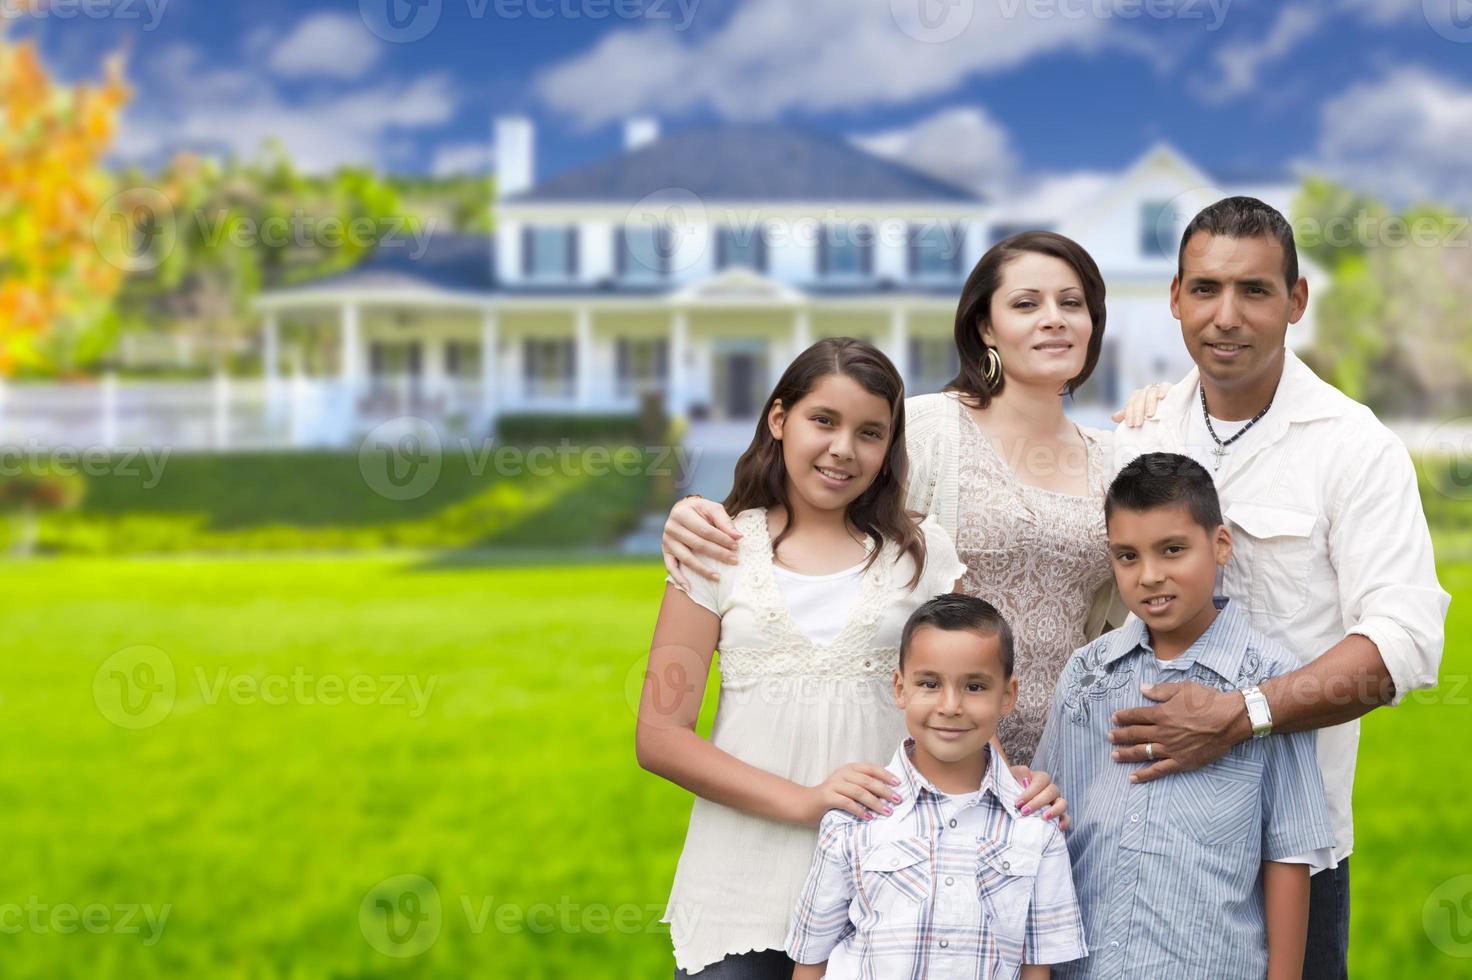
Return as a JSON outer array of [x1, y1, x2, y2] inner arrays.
[[1240, 686, 1273, 738]]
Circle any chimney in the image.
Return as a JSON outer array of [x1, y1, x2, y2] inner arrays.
[[624, 117, 660, 152], [495, 115, 535, 199]]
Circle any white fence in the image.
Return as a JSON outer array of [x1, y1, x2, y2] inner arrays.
[[0, 374, 491, 451]]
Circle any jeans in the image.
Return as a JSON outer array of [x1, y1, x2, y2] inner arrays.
[[675, 949, 795, 980], [1302, 857, 1350, 980]]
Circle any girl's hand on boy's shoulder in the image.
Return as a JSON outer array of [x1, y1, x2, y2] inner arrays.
[[806, 762, 903, 827], [1011, 766, 1071, 832], [662, 496, 742, 589]]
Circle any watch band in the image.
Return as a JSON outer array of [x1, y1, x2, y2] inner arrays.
[[1240, 685, 1273, 739]]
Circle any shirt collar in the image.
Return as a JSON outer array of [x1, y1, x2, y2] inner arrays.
[[1159, 349, 1345, 430], [888, 736, 1020, 821], [1103, 596, 1251, 683]]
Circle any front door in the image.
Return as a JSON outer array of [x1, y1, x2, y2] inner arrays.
[[713, 345, 768, 419]]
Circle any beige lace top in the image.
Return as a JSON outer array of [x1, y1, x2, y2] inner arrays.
[[953, 401, 1114, 768]]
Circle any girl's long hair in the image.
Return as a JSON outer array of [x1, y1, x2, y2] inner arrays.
[[722, 336, 926, 587]]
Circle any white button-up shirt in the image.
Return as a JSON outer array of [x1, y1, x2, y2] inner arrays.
[[784, 738, 1087, 978], [1112, 350, 1451, 865]]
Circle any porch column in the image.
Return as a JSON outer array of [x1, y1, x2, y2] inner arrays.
[[263, 311, 281, 418], [792, 308, 812, 360], [481, 310, 499, 430], [889, 307, 910, 383], [575, 307, 594, 409], [339, 303, 361, 384], [669, 309, 689, 419]]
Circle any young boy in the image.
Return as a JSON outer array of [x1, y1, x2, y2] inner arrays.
[[785, 594, 1088, 979], [1032, 452, 1335, 980]]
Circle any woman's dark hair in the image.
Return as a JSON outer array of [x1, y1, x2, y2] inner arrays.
[[723, 336, 926, 587], [946, 230, 1107, 409]]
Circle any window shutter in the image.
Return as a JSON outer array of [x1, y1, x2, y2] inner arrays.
[[908, 224, 920, 278], [408, 342, 422, 377], [715, 226, 728, 270], [564, 339, 576, 382], [446, 342, 460, 378], [861, 224, 874, 277], [655, 338, 669, 379], [616, 227, 627, 277], [369, 342, 383, 376], [565, 226, 579, 277], [756, 227, 768, 273], [817, 225, 829, 276], [522, 339, 535, 381], [521, 226, 533, 276], [659, 225, 672, 276], [951, 223, 964, 274], [616, 339, 628, 380]]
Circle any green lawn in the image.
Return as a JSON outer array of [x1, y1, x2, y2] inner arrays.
[[0, 555, 1466, 978]]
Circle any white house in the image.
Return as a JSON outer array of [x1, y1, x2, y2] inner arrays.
[[252, 118, 1314, 445]]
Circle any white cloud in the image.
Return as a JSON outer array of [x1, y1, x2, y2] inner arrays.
[[851, 107, 1017, 197], [533, 0, 1119, 129], [432, 142, 497, 177], [115, 41, 456, 173], [1196, 5, 1324, 104], [1301, 67, 1472, 207], [268, 12, 383, 81]]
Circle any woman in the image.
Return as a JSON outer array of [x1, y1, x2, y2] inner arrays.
[[664, 231, 1151, 766]]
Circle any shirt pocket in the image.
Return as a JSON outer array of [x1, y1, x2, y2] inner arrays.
[[1225, 503, 1317, 620], [976, 839, 1039, 945], [1171, 753, 1264, 847], [859, 836, 932, 908]]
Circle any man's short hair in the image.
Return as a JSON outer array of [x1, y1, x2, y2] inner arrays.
[[899, 593, 1014, 676], [1178, 196, 1299, 290], [1105, 452, 1224, 534]]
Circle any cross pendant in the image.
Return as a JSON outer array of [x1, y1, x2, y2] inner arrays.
[[1212, 444, 1228, 471]]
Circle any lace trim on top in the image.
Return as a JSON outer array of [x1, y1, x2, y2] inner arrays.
[[718, 508, 901, 681]]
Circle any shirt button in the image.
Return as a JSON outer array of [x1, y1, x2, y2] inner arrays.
[[948, 819, 957, 828], [939, 939, 949, 949], [945, 876, 955, 886], [1129, 813, 1140, 823], [1110, 941, 1121, 949], [862, 659, 872, 668], [1001, 860, 1011, 871]]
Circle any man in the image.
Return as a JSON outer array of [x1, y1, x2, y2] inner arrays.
[[1108, 196, 1450, 979]]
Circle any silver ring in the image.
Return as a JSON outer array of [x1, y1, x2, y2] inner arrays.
[[1145, 742, 1155, 761]]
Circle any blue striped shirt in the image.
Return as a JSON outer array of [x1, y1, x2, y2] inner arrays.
[[1033, 597, 1335, 980]]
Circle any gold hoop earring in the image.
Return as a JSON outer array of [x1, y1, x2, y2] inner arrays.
[[981, 346, 1002, 389]]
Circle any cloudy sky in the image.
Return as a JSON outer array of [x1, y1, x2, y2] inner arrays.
[[13, 0, 1472, 205]]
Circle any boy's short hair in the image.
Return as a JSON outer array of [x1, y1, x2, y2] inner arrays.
[[1105, 452, 1223, 532], [899, 593, 1014, 676]]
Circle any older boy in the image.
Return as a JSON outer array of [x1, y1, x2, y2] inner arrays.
[[786, 594, 1087, 979], [1034, 453, 1334, 980]]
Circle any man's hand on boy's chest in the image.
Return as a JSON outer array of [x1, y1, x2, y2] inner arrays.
[[1106, 680, 1252, 783]]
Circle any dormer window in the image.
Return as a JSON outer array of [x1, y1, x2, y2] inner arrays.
[[819, 222, 874, 279], [617, 225, 672, 280], [522, 226, 578, 279], [1140, 200, 1174, 258], [716, 224, 767, 272], [909, 222, 965, 279]]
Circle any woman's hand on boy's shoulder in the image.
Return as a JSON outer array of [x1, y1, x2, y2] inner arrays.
[[662, 495, 742, 589]]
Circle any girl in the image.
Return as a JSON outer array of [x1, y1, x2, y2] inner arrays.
[[636, 338, 1063, 979]]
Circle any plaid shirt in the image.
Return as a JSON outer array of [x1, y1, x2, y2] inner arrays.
[[784, 737, 1087, 978], [1032, 598, 1335, 980]]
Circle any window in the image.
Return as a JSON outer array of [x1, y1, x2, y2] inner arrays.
[[616, 338, 669, 397], [717, 224, 767, 272], [819, 222, 873, 278], [988, 222, 1053, 245], [909, 223, 965, 279], [523, 226, 577, 279], [522, 338, 575, 399], [445, 341, 482, 380], [617, 225, 672, 280], [907, 337, 959, 394], [1140, 200, 1174, 258]]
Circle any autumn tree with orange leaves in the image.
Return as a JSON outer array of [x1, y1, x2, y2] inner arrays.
[[0, 33, 129, 374]]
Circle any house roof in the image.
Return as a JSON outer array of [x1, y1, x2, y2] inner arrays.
[[271, 232, 495, 297], [507, 123, 982, 204]]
